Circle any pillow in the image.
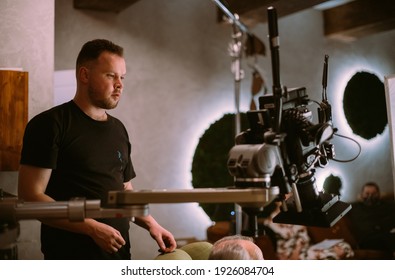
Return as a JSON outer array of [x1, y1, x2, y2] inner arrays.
[[179, 241, 213, 260], [154, 249, 192, 260]]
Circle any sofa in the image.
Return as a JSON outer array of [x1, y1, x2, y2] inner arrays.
[[206, 216, 393, 260], [306, 215, 393, 260]]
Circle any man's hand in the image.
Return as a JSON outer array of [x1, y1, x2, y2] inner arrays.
[[134, 215, 177, 253], [149, 223, 177, 253], [125, 182, 177, 253], [90, 221, 126, 254]]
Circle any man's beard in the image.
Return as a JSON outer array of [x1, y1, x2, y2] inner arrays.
[[362, 197, 380, 206], [88, 87, 119, 110]]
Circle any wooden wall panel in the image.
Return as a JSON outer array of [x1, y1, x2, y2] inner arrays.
[[0, 70, 28, 171]]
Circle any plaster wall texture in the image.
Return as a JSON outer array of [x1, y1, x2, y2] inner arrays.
[[0, 0, 54, 259]]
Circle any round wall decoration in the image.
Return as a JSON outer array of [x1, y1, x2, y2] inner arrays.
[[343, 71, 387, 140]]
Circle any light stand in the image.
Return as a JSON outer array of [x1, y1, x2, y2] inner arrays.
[[229, 18, 244, 235], [211, 0, 266, 235]]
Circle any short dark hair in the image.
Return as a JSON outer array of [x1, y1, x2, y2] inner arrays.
[[76, 39, 124, 69], [362, 181, 380, 193]]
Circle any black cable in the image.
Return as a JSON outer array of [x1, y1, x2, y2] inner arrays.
[[331, 132, 362, 162]]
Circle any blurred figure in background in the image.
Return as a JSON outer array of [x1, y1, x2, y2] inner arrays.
[[349, 181, 395, 256]]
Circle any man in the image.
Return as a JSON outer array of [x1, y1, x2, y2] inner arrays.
[[18, 39, 177, 259], [349, 181, 395, 255], [208, 235, 264, 260]]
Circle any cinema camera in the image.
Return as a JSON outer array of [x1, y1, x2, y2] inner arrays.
[[227, 7, 351, 234], [227, 85, 351, 231]]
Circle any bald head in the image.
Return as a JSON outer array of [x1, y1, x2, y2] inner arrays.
[[209, 235, 264, 260]]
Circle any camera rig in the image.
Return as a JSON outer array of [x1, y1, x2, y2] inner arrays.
[[227, 7, 351, 232]]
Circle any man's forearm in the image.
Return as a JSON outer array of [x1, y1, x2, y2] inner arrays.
[[133, 215, 158, 231]]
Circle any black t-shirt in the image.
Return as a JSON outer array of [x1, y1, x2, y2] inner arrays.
[[349, 200, 395, 243], [20, 100, 136, 259]]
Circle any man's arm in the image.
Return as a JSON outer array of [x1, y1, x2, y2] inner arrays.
[[18, 164, 126, 254], [125, 181, 177, 252], [18, 164, 53, 202], [134, 215, 177, 253]]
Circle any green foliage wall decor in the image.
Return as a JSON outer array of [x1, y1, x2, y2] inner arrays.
[[191, 113, 249, 221]]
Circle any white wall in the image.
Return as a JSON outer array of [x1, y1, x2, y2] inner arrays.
[[0, 0, 54, 259], [385, 75, 395, 195]]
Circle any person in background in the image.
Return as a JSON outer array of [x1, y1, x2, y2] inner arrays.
[[349, 181, 395, 256], [18, 39, 177, 260], [209, 235, 264, 260]]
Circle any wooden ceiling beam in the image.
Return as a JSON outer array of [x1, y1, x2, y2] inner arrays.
[[73, 0, 141, 13], [216, 0, 330, 27], [72, 0, 395, 41], [323, 0, 395, 41]]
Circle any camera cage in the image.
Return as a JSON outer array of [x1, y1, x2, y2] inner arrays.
[[226, 7, 351, 229]]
